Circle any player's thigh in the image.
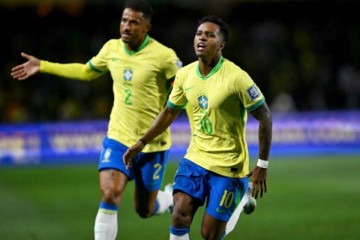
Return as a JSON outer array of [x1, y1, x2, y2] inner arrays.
[[206, 174, 242, 222], [133, 150, 169, 206], [98, 137, 132, 179], [134, 150, 169, 191]]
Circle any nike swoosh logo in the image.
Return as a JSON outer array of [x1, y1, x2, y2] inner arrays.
[[149, 181, 158, 186], [184, 86, 194, 92], [215, 207, 227, 213]]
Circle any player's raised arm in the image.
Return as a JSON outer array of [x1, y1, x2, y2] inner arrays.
[[11, 52, 40, 80]]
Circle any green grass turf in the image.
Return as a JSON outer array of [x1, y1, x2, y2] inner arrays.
[[0, 155, 359, 240]]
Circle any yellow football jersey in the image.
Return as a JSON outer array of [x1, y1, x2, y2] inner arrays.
[[168, 57, 264, 177], [41, 35, 181, 152]]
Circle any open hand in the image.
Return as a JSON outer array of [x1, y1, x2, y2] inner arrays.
[[11, 52, 40, 80], [247, 166, 267, 199]]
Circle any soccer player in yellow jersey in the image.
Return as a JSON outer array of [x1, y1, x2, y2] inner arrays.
[[11, 1, 182, 239], [123, 15, 272, 240]]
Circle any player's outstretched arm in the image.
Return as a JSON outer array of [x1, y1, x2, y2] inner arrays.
[[11, 52, 40, 80]]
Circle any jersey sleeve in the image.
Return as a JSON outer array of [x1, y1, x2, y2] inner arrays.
[[88, 40, 114, 73], [39, 40, 114, 80], [167, 71, 187, 109], [236, 70, 265, 112], [162, 48, 182, 80], [40, 61, 103, 81]]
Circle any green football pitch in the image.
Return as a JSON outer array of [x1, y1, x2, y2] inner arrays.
[[0, 155, 359, 240]]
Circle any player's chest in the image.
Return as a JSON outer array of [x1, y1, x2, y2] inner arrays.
[[184, 77, 238, 109], [107, 55, 159, 83]]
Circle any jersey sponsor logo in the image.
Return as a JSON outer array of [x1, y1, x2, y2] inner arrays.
[[247, 85, 260, 100], [198, 95, 208, 110], [123, 69, 133, 81]]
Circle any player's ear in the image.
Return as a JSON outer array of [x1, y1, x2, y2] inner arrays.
[[145, 23, 151, 33], [220, 41, 225, 50]]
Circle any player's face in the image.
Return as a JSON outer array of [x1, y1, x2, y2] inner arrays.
[[194, 22, 224, 59], [120, 8, 151, 50]]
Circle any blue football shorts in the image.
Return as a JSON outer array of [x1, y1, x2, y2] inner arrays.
[[98, 136, 169, 191], [173, 158, 249, 222]]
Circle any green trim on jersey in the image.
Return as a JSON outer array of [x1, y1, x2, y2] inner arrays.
[[88, 60, 107, 73], [196, 56, 225, 80], [167, 101, 186, 110], [247, 97, 265, 112], [123, 35, 150, 55]]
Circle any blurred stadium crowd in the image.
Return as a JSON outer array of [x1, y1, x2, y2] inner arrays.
[[1, 0, 359, 123]]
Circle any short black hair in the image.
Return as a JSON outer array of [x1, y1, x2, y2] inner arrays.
[[124, 0, 153, 21], [198, 15, 230, 43]]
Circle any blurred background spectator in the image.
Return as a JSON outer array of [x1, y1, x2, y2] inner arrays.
[[1, 0, 359, 123]]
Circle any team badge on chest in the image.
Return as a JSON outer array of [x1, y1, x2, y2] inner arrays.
[[123, 69, 133, 81], [198, 95, 209, 110]]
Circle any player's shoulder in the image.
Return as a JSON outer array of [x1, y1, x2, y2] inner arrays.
[[149, 37, 176, 54], [222, 58, 251, 79], [222, 58, 245, 72], [177, 61, 197, 75], [101, 38, 122, 49]]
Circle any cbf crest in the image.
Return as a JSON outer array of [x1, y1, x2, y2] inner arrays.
[[123, 69, 133, 81], [198, 94, 209, 110]]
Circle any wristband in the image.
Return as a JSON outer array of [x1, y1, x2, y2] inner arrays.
[[256, 159, 268, 169], [139, 138, 147, 146]]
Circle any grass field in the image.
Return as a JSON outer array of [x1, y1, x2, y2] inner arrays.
[[0, 155, 359, 240]]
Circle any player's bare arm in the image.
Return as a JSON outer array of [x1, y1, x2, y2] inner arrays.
[[123, 106, 181, 168], [251, 102, 272, 160], [11, 52, 40, 80], [248, 102, 272, 199]]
